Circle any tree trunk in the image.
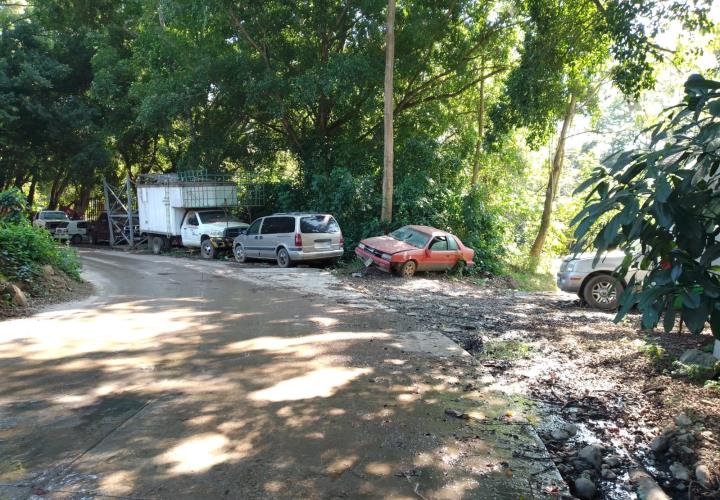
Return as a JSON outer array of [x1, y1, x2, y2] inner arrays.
[[48, 177, 60, 210], [528, 93, 577, 266], [471, 65, 485, 187], [380, 0, 395, 224], [27, 178, 36, 207]]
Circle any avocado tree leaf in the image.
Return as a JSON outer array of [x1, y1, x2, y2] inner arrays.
[[663, 305, 677, 333]]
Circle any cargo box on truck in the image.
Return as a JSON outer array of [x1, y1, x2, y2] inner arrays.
[[137, 173, 249, 258]]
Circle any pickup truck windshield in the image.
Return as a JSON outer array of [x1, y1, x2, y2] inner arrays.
[[197, 211, 241, 224], [389, 227, 431, 248], [41, 211, 69, 220]]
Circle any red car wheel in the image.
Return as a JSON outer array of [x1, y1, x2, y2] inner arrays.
[[399, 260, 416, 278]]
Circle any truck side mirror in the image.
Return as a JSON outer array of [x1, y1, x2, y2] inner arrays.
[[240, 229, 247, 235]]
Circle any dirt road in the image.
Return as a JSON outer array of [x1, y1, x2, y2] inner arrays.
[[0, 249, 563, 499]]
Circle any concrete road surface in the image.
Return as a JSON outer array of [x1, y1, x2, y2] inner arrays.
[[0, 249, 563, 499]]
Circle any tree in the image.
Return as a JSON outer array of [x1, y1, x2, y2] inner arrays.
[[381, 0, 395, 223], [491, 0, 713, 269], [573, 74, 720, 340]]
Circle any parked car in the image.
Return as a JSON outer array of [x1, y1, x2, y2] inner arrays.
[[32, 210, 69, 232], [88, 212, 141, 245], [54, 220, 89, 244], [355, 225, 475, 278], [556, 250, 647, 310], [233, 213, 344, 267]]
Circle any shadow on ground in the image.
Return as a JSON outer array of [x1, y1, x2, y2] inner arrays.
[[0, 251, 564, 499]]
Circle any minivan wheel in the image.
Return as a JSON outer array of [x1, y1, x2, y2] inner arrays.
[[71, 234, 82, 245], [201, 239, 216, 259], [583, 274, 624, 310], [399, 260, 417, 279], [234, 244, 247, 263], [276, 248, 291, 268]]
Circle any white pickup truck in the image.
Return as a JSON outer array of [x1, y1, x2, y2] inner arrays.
[[137, 174, 248, 258]]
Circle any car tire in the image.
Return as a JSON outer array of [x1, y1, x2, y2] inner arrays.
[[71, 234, 82, 245], [583, 274, 624, 310], [201, 239, 216, 259], [399, 260, 417, 279], [151, 236, 165, 255], [234, 244, 248, 263], [276, 247, 292, 268]]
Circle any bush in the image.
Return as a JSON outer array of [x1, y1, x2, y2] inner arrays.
[[0, 188, 28, 224], [0, 221, 82, 284]]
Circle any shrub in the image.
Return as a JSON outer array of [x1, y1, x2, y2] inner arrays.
[[0, 221, 82, 284], [0, 188, 28, 224]]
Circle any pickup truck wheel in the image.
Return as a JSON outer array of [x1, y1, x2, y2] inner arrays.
[[276, 248, 292, 268], [201, 239, 216, 259], [234, 244, 248, 263], [399, 260, 417, 279], [71, 234, 82, 245], [151, 236, 165, 255], [583, 274, 623, 310]]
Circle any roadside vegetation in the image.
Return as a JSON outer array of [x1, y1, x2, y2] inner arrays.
[[0, 188, 82, 311], [1, 1, 717, 283]]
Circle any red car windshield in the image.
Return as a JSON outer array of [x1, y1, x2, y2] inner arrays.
[[389, 227, 431, 248]]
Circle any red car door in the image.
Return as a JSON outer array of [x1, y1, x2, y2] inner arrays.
[[424, 236, 458, 271]]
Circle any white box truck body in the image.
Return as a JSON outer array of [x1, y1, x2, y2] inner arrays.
[[137, 174, 248, 258]]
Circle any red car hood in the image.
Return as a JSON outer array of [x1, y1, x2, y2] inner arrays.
[[362, 236, 417, 254]]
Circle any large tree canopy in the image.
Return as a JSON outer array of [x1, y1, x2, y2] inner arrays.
[[0, 0, 713, 269]]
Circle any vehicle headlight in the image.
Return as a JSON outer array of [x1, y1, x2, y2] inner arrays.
[[381, 253, 391, 260], [208, 230, 223, 238], [566, 260, 577, 272], [358, 243, 366, 250]]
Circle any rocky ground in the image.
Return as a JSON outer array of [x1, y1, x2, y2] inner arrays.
[[0, 264, 92, 319], [339, 268, 720, 499]]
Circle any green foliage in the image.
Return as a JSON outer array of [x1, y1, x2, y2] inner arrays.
[[505, 267, 557, 292], [481, 340, 532, 360], [573, 75, 720, 337], [0, 191, 81, 283], [670, 360, 719, 383], [0, 188, 28, 223], [704, 379, 720, 394], [638, 338, 672, 371]]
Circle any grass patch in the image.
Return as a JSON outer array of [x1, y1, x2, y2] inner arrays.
[[704, 380, 720, 394], [638, 338, 673, 371], [670, 361, 719, 384], [503, 267, 557, 292], [332, 256, 366, 276], [480, 340, 532, 360]]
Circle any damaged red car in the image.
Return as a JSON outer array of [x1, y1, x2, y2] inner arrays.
[[355, 225, 475, 278]]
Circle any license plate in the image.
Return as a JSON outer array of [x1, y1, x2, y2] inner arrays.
[[363, 257, 373, 267]]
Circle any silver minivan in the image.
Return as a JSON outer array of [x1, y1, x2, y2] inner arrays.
[[233, 213, 344, 267]]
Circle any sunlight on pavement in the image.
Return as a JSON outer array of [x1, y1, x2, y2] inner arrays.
[[225, 331, 388, 355], [249, 367, 371, 402], [158, 433, 239, 474]]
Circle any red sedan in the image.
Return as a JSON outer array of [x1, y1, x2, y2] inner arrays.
[[355, 225, 475, 278]]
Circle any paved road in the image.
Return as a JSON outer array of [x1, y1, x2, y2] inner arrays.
[[0, 249, 561, 499]]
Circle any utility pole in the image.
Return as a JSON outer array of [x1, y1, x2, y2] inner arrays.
[[380, 0, 396, 224]]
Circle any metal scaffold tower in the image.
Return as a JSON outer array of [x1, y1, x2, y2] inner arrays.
[[102, 175, 144, 248]]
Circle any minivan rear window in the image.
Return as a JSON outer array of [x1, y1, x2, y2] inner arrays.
[[261, 216, 295, 234], [300, 215, 340, 234]]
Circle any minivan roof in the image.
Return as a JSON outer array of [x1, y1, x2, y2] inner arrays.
[[270, 212, 333, 216]]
